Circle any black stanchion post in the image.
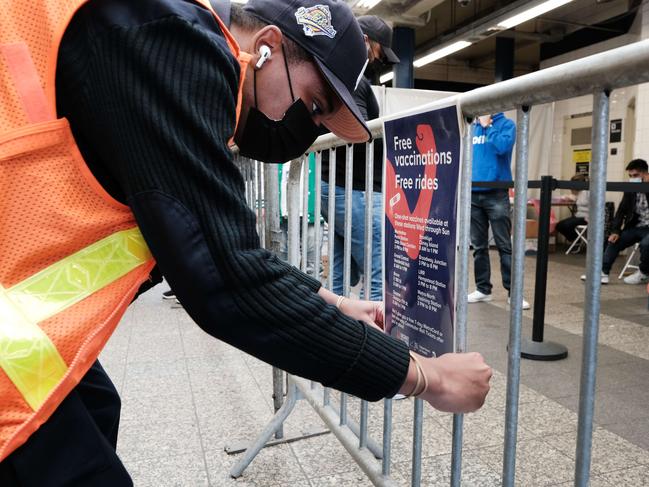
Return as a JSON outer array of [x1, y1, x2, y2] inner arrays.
[[521, 175, 568, 360], [532, 175, 553, 342]]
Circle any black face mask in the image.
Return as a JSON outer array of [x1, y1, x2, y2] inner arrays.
[[364, 56, 387, 82], [238, 48, 320, 163]]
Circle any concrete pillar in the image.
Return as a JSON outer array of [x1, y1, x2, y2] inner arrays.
[[494, 37, 515, 82], [392, 26, 415, 88]]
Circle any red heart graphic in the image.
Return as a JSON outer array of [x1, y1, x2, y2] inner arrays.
[[385, 124, 438, 261]]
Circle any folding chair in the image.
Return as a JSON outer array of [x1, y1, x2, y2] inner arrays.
[[565, 224, 588, 255], [618, 242, 640, 280]]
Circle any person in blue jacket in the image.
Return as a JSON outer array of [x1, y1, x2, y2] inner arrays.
[[468, 113, 530, 309]]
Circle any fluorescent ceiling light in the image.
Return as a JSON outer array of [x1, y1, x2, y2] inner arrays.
[[356, 0, 383, 9], [379, 71, 394, 84], [497, 0, 574, 29], [231, 0, 247, 3], [413, 40, 472, 68]]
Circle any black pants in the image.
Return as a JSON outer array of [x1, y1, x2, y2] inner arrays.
[[471, 190, 512, 294], [556, 216, 587, 242], [0, 361, 132, 487], [602, 226, 649, 275]]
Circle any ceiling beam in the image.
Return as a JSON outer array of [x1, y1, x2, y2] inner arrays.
[[496, 30, 562, 42]]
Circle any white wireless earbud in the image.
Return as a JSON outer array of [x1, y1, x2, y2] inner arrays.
[[256, 45, 272, 69]]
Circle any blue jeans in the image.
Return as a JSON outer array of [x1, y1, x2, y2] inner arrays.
[[471, 190, 512, 295], [602, 225, 649, 275], [321, 181, 383, 300]]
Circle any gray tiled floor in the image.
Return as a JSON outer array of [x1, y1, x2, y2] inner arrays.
[[100, 249, 649, 486]]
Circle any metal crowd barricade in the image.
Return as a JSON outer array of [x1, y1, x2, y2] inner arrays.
[[228, 40, 649, 486]]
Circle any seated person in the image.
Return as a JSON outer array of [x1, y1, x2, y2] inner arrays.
[[581, 159, 649, 284], [556, 173, 589, 252]]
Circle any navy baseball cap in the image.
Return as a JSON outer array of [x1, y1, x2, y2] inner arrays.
[[244, 0, 371, 143], [357, 16, 400, 65]]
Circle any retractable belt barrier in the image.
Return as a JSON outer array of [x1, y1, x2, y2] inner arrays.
[[228, 39, 649, 487]]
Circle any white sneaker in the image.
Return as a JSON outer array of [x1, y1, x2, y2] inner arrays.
[[580, 272, 609, 284], [507, 297, 530, 310], [393, 394, 407, 400], [623, 270, 649, 285], [468, 290, 493, 303]]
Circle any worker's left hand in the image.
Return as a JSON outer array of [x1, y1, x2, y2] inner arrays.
[[339, 298, 385, 331]]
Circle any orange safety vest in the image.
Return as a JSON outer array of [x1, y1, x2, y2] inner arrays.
[[0, 0, 249, 461]]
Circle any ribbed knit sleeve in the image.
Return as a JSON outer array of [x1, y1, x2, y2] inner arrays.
[[56, 3, 410, 401]]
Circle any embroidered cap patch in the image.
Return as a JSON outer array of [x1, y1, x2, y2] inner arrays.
[[295, 5, 337, 39]]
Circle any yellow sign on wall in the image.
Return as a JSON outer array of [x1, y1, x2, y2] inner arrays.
[[572, 149, 591, 163]]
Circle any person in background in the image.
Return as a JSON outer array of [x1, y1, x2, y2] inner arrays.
[[320, 15, 399, 301], [467, 113, 530, 309], [582, 158, 649, 284], [556, 173, 589, 253]]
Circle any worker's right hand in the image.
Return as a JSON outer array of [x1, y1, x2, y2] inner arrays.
[[402, 352, 492, 413], [608, 233, 620, 243]]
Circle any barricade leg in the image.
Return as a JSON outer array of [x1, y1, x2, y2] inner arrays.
[[229, 381, 300, 478]]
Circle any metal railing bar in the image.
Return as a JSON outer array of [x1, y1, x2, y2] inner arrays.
[[343, 144, 354, 297], [256, 161, 264, 246], [314, 152, 323, 281], [411, 398, 424, 487], [575, 91, 610, 487], [502, 106, 531, 487], [304, 40, 649, 154], [364, 140, 375, 302], [261, 162, 285, 437], [327, 147, 337, 298], [380, 141, 394, 479], [340, 144, 354, 427], [324, 147, 337, 409], [360, 140, 375, 450], [288, 158, 302, 268], [450, 117, 474, 486], [382, 398, 393, 476], [301, 157, 310, 273], [360, 400, 369, 450]]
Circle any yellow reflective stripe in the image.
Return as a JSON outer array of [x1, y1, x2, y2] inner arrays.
[[0, 228, 151, 410], [8, 228, 151, 323], [0, 288, 67, 410]]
